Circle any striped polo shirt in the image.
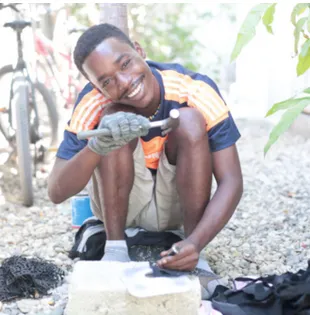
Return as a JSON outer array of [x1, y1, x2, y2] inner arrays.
[[57, 60, 240, 171]]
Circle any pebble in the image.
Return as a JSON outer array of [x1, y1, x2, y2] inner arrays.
[[17, 300, 40, 314], [0, 118, 309, 314], [48, 306, 65, 315]]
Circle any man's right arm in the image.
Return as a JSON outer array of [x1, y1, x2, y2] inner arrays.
[[48, 111, 151, 204], [48, 146, 101, 204]]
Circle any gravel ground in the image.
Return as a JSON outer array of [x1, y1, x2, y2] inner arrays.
[[0, 117, 309, 314]]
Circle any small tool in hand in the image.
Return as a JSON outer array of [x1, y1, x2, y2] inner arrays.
[[77, 109, 180, 140], [167, 244, 181, 257]]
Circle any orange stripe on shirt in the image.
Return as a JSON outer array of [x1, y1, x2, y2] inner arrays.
[[69, 89, 111, 133], [160, 70, 229, 130], [141, 136, 167, 169], [164, 88, 228, 129], [70, 90, 100, 129]]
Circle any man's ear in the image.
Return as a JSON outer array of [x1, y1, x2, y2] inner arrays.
[[134, 41, 146, 59]]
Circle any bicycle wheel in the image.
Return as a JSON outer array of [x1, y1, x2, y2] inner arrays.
[[12, 76, 33, 207], [0, 64, 58, 156], [0, 65, 15, 141], [30, 81, 59, 147]]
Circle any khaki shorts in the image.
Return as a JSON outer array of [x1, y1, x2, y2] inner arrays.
[[87, 140, 183, 231]]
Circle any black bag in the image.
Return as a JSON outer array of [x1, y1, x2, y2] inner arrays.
[[68, 217, 183, 261], [211, 260, 310, 315]]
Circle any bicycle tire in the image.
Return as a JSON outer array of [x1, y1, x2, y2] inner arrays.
[[34, 81, 58, 146], [0, 65, 14, 140], [0, 64, 59, 149], [13, 76, 33, 207]]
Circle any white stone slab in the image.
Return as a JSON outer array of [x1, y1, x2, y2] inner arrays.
[[65, 261, 201, 315]]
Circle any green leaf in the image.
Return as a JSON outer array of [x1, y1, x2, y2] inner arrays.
[[230, 3, 271, 62], [264, 98, 310, 155], [294, 17, 307, 54], [297, 39, 310, 76], [262, 3, 276, 34], [304, 87, 310, 94], [265, 97, 310, 117], [291, 3, 309, 26], [308, 9, 310, 32]]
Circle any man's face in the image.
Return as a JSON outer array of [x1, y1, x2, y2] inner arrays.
[[82, 38, 157, 109]]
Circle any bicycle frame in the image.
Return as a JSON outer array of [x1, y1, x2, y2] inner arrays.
[[0, 3, 60, 206], [4, 25, 40, 144], [34, 29, 82, 108]]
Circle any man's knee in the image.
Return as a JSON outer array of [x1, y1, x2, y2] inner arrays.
[[165, 108, 208, 164], [96, 139, 138, 162], [170, 108, 206, 146]]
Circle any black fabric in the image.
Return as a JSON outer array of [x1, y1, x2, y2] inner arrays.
[[127, 231, 182, 247], [211, 260, 310, 315], [68, 219, 183, 261], [149, 262, 191, 277], [0, 256, 65, 302], [68, 219, 106, 260], [148, 261, 221, 281]]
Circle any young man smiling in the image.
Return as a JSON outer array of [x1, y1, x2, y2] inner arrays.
[[48, 23, 243, 272]]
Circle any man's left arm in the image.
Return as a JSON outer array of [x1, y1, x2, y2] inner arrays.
[[188, 144, 243, 250], [157, 144, 243, 270]]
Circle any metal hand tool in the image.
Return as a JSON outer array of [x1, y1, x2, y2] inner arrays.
[[77, 109, 180, 140]]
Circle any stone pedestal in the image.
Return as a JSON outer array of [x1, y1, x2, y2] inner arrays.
[[65, 261, 201, 315]]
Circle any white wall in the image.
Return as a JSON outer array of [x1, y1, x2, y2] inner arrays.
[[230, 3, 310, 120]]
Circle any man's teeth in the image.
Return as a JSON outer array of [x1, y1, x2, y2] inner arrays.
[[128, 82, 142, 98]]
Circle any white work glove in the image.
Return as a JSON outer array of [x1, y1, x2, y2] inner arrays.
[[88, 112, 150, 155]]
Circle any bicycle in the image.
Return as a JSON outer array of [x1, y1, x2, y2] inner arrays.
[[33, 5, 87, 109], [0, 3, 58, 207]]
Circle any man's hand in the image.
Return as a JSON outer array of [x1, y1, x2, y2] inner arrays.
[[156, 239, 200, 271], [88, 111, 150, 155]]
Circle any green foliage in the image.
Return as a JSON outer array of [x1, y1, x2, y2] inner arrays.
[[262, 3, 277, 34], [69, 4, 94, 26], [266, 96, 310, 117], [294, 17, 307, 54], [297, 39, 310, 76], [230, 4, 271, 62], [128, 4, 203, 71], [231, 3, 310, 155], [128, 3, 237, 74], [264, 97, 310, 155], [291, 3, 309, 25], [67, 3, 237, 82]]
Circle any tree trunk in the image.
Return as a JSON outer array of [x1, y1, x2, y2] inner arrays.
[[99, 3, 129, 36], [38, 4, 54, 40]]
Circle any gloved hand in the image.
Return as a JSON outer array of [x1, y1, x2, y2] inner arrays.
[[88, 111, 150, 155]]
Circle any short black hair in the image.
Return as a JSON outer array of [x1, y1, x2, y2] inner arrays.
[[73, 23, 134, 78]]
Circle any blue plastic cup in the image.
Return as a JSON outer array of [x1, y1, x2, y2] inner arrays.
[[71, 194, 93, 228]]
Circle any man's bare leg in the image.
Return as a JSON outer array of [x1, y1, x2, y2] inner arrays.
[[165, 108, 212, 237], [94, 104, 138, 262], [96, 139, 137, 262]]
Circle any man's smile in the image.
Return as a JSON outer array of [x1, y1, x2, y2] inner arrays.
[[123, 75, 145, 101], [127, 81, 142, 98]]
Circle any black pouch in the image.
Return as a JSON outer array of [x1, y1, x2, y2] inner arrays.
[[211, 260, 310, 315], [68, 218, 183, 262]]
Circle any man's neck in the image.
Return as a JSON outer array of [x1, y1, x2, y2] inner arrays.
[[136, 74, 161, 118]]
